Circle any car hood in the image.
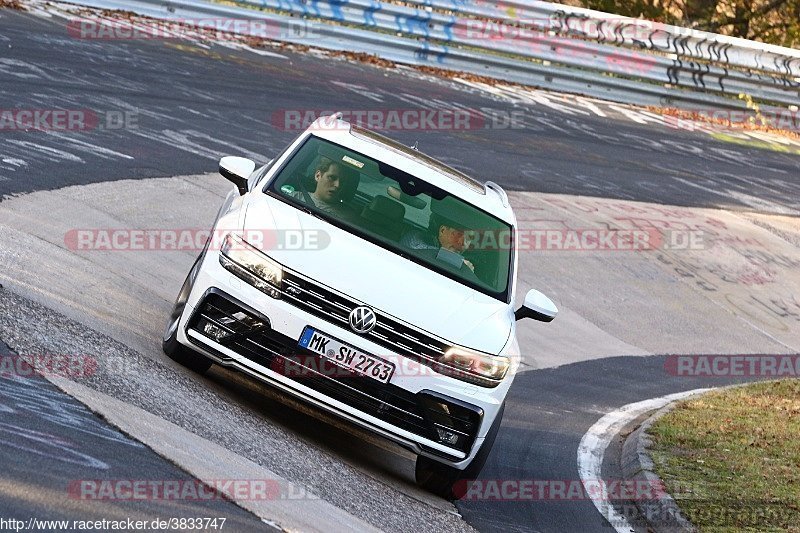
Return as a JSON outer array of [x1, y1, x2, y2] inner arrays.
[[244, 195, 512, 354]]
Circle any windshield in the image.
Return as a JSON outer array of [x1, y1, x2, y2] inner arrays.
[[266, 136, 512, 301]]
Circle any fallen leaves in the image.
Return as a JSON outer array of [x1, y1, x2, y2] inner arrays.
[[0, 0, 24, 9]]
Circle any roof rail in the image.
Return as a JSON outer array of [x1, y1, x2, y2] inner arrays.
[[311, 112, 349, 131], [484, 181, 508, 207]]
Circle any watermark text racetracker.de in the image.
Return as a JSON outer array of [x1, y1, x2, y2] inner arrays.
[[665, 354, 800, 377], [269, 107, 800, 133], [69, 478, 317, 501], [64, 229, 329, 252], [453, 18, 659, 76], [271, 108, 528, 131], [470, 228, 705, 252], [662, 108, 800, 132], [0, 352, 149, 380], [456, 10, 681, 42], [67, 16, 315, 41], [455, 478, 672, 501], [0, 109, 138, 132], [63, 228, 706, 252], [0, 354, 96, 379]]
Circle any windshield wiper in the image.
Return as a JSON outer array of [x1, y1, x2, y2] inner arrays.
[[268, 190, 325, 221], [293, 202, 322, 219]]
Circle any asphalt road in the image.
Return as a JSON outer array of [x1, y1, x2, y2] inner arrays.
[[2, 174, 797, 533], [2, 8, 800, 214], [0, 341, 266, 530], [1, 5, 800, 533], [460, 355, 770, 532]]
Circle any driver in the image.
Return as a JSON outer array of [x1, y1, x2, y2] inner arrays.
[[401, 214, 476, 275]]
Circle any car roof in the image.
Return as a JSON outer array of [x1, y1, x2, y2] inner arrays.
[[306, 116, 515, 224]]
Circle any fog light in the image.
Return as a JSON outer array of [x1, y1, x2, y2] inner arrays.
[[202, 320, 230, 342], [222, 312, 264, 330], [436, 427, 459, 446]]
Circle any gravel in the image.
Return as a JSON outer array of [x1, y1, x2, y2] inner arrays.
[[0, 287, 474, 533]]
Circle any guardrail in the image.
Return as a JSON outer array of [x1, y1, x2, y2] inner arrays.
[[58, 0, 800, 110], [416, 0, 800, 76]]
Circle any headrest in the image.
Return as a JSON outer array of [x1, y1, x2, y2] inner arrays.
[[362, 195, 406, 224], [429, 196, 473, 231]]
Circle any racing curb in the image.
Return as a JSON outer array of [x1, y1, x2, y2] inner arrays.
[[620, 403, 696, 533]]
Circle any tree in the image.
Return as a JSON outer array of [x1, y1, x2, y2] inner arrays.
[[573, 0, 800, 47]]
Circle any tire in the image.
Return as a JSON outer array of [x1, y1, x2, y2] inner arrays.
[[162, 254, 213, 375], [415, 402, 505, 500]]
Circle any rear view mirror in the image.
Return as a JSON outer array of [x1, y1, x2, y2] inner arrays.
[[219, 156, 255, 195], [515, 289, 558, 322]]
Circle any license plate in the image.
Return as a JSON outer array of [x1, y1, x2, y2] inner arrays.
[[298, 327, 395, 384]]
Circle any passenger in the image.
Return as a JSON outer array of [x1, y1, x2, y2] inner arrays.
[[293, 158, 357, 219]]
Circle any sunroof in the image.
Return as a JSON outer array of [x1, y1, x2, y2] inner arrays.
[[349, 125, 486, 195]]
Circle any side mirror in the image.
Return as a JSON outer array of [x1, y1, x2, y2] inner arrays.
[[219, 156, 256, 195], [515, 289, 558, 322]]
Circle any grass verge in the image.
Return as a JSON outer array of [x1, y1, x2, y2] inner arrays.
[[649, 379, 800, 532]]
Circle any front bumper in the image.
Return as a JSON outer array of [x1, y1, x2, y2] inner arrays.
[[177, 250, 512, 468]]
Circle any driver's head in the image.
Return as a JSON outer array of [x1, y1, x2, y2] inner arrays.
[[437, 224, 467, 253], [429, 213, 467, 253], [313, 160, 347, 203]]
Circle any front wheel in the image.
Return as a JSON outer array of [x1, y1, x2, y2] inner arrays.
[[415, 402, 505, 499], [162, 255, 213, 375]]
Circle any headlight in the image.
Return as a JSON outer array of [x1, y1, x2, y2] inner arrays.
[[441, 346, 510, 381], [220, 233, 283, 298]]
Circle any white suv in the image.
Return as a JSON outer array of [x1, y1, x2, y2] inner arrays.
[[163, 116, 557, 498]]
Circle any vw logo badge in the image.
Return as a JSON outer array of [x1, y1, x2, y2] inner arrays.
[[349, 306, 376, 334]]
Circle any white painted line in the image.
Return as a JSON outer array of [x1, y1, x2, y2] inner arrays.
[[239, 45, 289, 59], [494, 84, 541, 105], [577, 388, 711, 533], [742, 130, 792, 145], [526, 91, 584, 116], [43, 132, 134, 160], [1, 158, 27, 167], [606, 105, 649, 124], [216, 41, 289, 59], [453, 79, 506, 96], [573, 97, 607, 117]]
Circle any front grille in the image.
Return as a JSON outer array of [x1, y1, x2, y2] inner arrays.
[[282, 272, 448, 362], [188, 291, 482, 457], [281, 271, 502, 388], [281, 271, 502, 387]]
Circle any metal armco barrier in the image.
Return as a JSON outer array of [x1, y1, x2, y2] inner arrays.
[[406, 0, 800, 76], [57, 0, 800, 110], [230, 0, 798, 105]]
